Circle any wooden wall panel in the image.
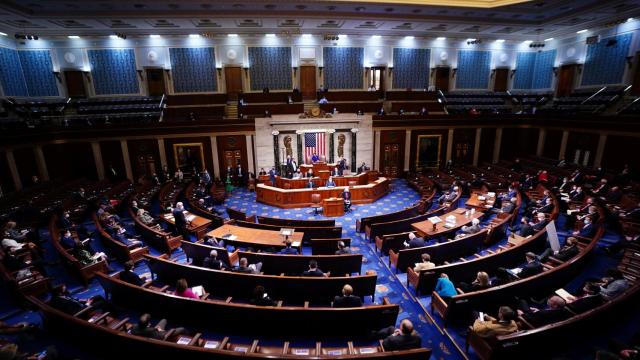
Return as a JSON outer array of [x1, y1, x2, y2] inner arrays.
[[603, 135, 640, 172], [543, 129, 563, 159], [13, 148, 39, 187], [500, 128, 538, 161], [378, 130, 406, 177], [164, 137, 214, 176], [44, 142, 96, 180], [477, 128, 496, 165], [452, 128, 476, 164], [100, 141, 126, 180], [0, 151, 15, 194], [127, 139, 160, 181], [565, 132, 599, 167], [216, 135, 248, 177], [409, 129, 449, 171]]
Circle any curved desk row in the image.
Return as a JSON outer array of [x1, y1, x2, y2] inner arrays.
[[256, 177, 390, 209]]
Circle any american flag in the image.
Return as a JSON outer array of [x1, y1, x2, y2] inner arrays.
[[304, 132, 325, 163]]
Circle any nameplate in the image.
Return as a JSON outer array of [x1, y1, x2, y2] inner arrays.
[[203, 341, 219, 349], [234, 346, 248, 353], [176, 337, 191, 345], [359, 348, 376, 354], [292, 349, 310, 355], [327, 350, 343, 355]]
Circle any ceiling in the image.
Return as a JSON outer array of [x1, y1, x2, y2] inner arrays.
[[0, 0, 638, 40]]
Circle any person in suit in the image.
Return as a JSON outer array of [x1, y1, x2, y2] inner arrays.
[[338, 157, 347, 176], [131, 313, 185, 340], [306, 169, 314, 178], [573, 216, 596, 238], [499, 198, 517, 214], [405, 232, 426, 249], [531, 213, 549, 232], [333, 284, 363, 308], [566, 283, 604, 313], [119, 261, 145, 286], [235, 164, 245, 186], [471, 306, 518, 339], [292, 169, 303, 179], [413, 253, 436, 272], [603, 186, 622, 204], [302, 260, 327, 277], [173, 202, 189, 239], [532, 198, 554, 216], [515, 216, 535, 237], [335, 241, 351, 255], [570, 186, 585, 202], [258, 168, 267, 176], [592, 179, 609, 196], [269, 167, 277, 186], [202, 250, 227, 270], [438, 186, 459, 204], [516, 252, 544, 278], [537, 236, 580, 262], [517, 295, 571, 328], [201, 169, 212, 185], [460, 218, 482, 236], [342, 188, 352, 212], [357, 162, 367, 174], [49, 285, 106, 315], [250, 285, 276, 306], [231, 257, 262, 274], [203, 235, 224, 248], [311, 153, 320, 163], [279, 240, 298, 255], [330, 167, 340, 177], [380, 319, 422, 351], [306, 178, 315, 189], [458, 271, 491, 293], [597, 268, 630, 300], [325, 176, 336, 188]]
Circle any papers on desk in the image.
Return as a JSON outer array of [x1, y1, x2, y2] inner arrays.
[[555, 288, 574, 302], [428, 216, 442, 224], [487, 192, 496, 197], [291, 242, 301, 247], [192, 285, 205, 298], [508, 267, 522, 276], [203, 341, 220, 349], [478, 196, 486, 201], [280, 228, 295, 237], [186, 214, 196, 222], [221, 233, 238, 240], [176, 337, 191, 345]]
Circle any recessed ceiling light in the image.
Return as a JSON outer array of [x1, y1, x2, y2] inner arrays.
[[436, 37, 446, 40], [0, 32, 7, 36], [189, 34, 201, 38], [149, 34, 160, 38], [228, 34, 238, 37], [544, 37, 554, 41], [371, 35, 381, 39], [67, 35, 80, 39], [523, 40, 532, 43], [109, 35, 119, 39], [576, 29, 588, 34], [302, 34, 312, 38], [627, 18, 634, 22], [466, 38, 476, 42], [495, 39, 505, 43], [265, 33, 276, 37], [405, 36, 415, 39]]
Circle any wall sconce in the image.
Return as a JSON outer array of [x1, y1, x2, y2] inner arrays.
[[626, 56, 634, 68], [136, 69, 144, 80], [490, 69, 496, 78], [510, 69, 517, 78], [318, 66, 323, 75], [452, 68, 458, 77], [52, 71, 62, 83]]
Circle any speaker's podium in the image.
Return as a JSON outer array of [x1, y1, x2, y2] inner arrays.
[[322, 197, 344, 217], [301, 162, 336, 175]]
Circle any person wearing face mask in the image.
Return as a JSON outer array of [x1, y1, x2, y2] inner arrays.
[[573, 216, 596, 238]]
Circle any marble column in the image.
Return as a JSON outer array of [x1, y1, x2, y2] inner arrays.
[[536, 129, 546, 157], [33, 146, 49, 181], [246, 134, 255, 175], [559, 131, 569, 160], [157, 138, 167, 169], [273, 133, 281, 170], [329, 131, 335, 163], [593, 134, 607, 169], [404, 130, 411, 172], [120, 140, 134, 181], [492, 128, 503, 164], [91, 141, 105, 180], [210, 136, 220, 179], [373, 130, 381, 171], [351, 129, 357, 169], [445, 129, 454, 162], [296, 132, 303, 165], [472, 128, 482, 166], [5, 150, 22, 191]]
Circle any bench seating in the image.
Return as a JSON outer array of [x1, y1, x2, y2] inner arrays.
[[92, 213, 149, 263], [257, 215, 335, 227], [358, 202, 422, 235], [368, 208, 444, 244], [237, 251, 362, 276], [129, 208, 182, 254], [180, 240, 238, 267], [310, 238, 352, 255], [233, 220, 343, 242]]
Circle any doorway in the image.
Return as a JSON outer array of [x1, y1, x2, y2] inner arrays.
[[434, 67, 450, 92], [146, 68, 166, 96], [225, 66, 243, 100], [299, 65, 316, 100], [368, 66, 385, 95], [63, 70, 86, 98], [556, 65, 577, 97], [493, 68, 509, 92], [382, 144, 401, 177]]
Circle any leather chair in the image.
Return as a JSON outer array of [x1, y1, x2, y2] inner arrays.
[[310, 194, 322, 215]]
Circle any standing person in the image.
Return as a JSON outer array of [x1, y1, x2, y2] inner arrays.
[[338, 157, 347, 176], [172, 202, 189, 239]]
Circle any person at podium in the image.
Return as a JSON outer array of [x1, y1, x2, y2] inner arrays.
[[311, 153, 320, 163], [326, 176, 336, 188]]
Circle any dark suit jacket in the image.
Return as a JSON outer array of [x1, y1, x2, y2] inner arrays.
[[519, 260, 543, 278], [408, 237, 426, 248], [120, 270, 144, 286], [519, 224, 534, 237], [567, 294, 604, 314], [342, 192, 352, 201], [173, 209, 187, 231], [131, 324, 164, 340], [302, 269, 325, 277], [532, 219, 549, 232], [333, 295, 363, 308], [554, 244, 579, 262], [50, 295, 85, 315], [382, 334, 422, 351], [578, 224, 596, 238], [522, 308, 572, 327], [202, 257, 225, 270]]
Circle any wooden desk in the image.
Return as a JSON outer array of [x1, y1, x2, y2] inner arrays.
[[300, 163, 336, 174], [161, 211, 212, 240], [466, 192, 496, 211], [275, 172, 370, 189], [411, 208, 484, 238], [258, 174, 271, 184], [323, 198, 344, 217], [207, 224, 303, 251], [257, 177, 390, 209]]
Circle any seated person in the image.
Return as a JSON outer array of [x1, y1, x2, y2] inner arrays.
[[380, 319, 422, 351], [435, 273, 457, 300], [325, 176, 336, 188], [292, 170, 303, 179], [514, 216, 534, 237], [458, 271, 491, 293], [595, 268, 630, 300], [413, 253, 435, 272], [602, 186, 622, 204], [438, 186, 459, 204], [458, 218, 482, 237], [512, 252, 543, 278], [302, 259, 328, 277], [404, 232, 426, 249], [335, 241, 351, 255], [249, 285, 276, 306], [537, 236, 579, 262], [131, 313, 185, 340], [530, 198, 553, 217], [173, 278, 199, 299], [573, 216, 596, 238], [279, 240, 298, 255], [530, 212, 549, 232], [357, 162, 368, 174], [491, 267, 513, 287], [305, 178, 315, 188], [202, 235, 224, 248], [307, 169, 314, 178], [311, 153, 320, 163], [517, 295, 571, 327], [333, 284, 363, 308], [471, 306, 518, 339], [318, 96, 329, 104], [49, 285, 105, 315], [561, 283, 604, 314], [137, 209, 159, 228], [231, 257, 262, 274], [202, 249, 227, 270], [119, 260, 145, 286], [569, 186, 585, 202], [497, 197, 517, 214], [258, 168, 267, 176]]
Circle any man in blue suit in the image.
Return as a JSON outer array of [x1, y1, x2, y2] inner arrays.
[[280, 240, 298, 255], [173, 202, 189, 239], [574, 217, 596, 238]]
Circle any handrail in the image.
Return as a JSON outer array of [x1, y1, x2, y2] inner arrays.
[[581, 86, 606, 105], [617, 96, 640, 114]]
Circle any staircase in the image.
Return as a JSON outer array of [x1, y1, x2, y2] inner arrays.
[[226, 102, 238, 118]]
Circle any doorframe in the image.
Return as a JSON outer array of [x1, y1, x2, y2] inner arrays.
[[143, 66, 167, 97], [223, 65, 244, 98], [61, 68, 90, 98]]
